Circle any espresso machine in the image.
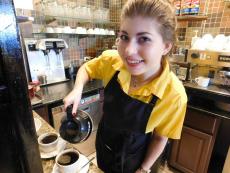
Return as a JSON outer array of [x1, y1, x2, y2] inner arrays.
[[24, 38, 68, 85], [187, 49, 230, 87]]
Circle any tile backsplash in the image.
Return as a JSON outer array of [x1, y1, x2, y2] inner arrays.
[[176, 0, 230, 50], [17, 0, 230, 66]]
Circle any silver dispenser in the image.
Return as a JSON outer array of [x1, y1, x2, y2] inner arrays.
[[24, 38, 68, 85]]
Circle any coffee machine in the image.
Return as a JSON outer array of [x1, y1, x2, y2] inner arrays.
[[187, 49, 230, 87], [24, 38, 68, 85]]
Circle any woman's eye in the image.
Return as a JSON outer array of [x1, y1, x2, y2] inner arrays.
[[138, 37, 151, 43], [120, 35, 129, 41]]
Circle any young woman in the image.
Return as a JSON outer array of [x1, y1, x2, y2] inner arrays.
[[63, 0, 187, 172]]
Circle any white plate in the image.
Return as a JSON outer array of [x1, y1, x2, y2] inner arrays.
[[40, 138, 66, 159], [34, 118, 42, 132], [51, 154, 89, 173]]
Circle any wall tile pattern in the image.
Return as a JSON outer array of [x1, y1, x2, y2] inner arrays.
[[17, 0, 230, 67], [16, 0, 119, 67], [176, 0, 230, 50]]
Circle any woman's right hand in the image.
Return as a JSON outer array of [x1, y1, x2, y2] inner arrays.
[[63, 88, 82, 116]]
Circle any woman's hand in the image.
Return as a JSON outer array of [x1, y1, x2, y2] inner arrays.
[[135, 167, 150, 173], [63, 64, 90, 115], [63, 88, 82, 115], [135, 168, 142, 173]]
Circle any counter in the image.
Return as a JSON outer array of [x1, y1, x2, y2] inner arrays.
[[33, 111, 103, 173], [184, 81, 230, 102], [183, 82, 230, 119], [31, 79, 103, 125], [32, 79, 103, 107]]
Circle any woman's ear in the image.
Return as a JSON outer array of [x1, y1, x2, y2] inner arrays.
[[163, 42, 173, 55]]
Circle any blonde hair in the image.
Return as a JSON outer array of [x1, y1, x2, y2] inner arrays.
[[121, 0, 177, 43]]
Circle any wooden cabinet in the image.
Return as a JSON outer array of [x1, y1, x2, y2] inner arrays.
[[169, 108, 220, 173]]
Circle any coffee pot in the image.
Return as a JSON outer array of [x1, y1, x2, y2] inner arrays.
[[59, 105, 93, 143]]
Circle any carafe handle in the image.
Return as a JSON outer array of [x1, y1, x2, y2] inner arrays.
[[66, 105, 73, 120]]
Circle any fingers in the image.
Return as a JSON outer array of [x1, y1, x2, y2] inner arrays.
[[63, 90, 81, 116], [72, 101, 78, 116]]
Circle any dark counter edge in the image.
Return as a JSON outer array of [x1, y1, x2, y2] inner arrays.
[[184, 85, 230, 120]]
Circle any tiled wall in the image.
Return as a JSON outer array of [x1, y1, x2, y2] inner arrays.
[[176, 0, 230, 50], [17, 0, 230, 66], [17, 0, 120, 67]]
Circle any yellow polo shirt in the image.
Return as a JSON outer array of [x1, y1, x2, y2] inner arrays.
[[85, 50, 187, 139]]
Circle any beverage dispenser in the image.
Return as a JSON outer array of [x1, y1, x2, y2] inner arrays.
[[24, 38, 68, 85]]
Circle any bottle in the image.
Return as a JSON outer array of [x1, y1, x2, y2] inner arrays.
[[191, 30, 199, 48]]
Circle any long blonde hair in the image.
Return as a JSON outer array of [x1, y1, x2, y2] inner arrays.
[[121, 0, 177, 43]]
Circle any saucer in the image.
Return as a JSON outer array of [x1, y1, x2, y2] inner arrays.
[[40, 137, 66, 159], [51, 154, 89, 173]]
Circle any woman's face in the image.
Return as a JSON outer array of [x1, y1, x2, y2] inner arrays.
[[117, 16, 172, 78]]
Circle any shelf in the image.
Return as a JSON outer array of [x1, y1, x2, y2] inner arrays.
[[32, 32, 115, 38], [176, 15, 208, 21], [16, 16, 34, 23], [44, 15, 110, 24]]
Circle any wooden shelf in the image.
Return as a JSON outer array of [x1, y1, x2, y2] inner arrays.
[[176, 15, 208, 21]]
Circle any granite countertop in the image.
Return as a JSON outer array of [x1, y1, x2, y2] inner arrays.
[[33, 111, 103, 173], [32, 79, 103, 107]]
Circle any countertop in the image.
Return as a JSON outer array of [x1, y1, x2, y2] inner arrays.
[[33, 111, 103, 173], [183, 81, 230, 100], [32, 78, 229, 119], [32, 79, 103, 107], [183, 81, 230, 119]]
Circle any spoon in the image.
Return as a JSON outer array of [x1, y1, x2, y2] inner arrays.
[[78, 157, 95, 172]]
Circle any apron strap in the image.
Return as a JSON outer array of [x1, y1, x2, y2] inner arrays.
[[149, 95, 158, 106]]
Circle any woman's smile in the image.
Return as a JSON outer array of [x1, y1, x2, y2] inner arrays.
[[126, 57, 144, 67], [118, 16, 172, 78]]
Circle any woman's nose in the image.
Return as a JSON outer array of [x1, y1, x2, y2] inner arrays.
[[125, 41, 138, 55]]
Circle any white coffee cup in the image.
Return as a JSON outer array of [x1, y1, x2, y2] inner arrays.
[[38, 132, 59, 153], [195, 76, 210, 87], [46, 27, 54, 33], [55, 149, 83, 173], [87, 28, 94, 34]]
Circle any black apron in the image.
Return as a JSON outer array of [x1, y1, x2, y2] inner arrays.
[[96, 71, 158, 173]]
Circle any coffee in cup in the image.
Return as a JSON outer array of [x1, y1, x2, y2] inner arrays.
[[55, 149, 82, 173], [57, 151, 79, 165], [38, 132, 59, 153]]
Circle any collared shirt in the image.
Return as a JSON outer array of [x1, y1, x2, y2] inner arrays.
[[85, 50, 187, 139]]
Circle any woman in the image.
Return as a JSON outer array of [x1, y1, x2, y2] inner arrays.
[[63, 0, 187, 172]]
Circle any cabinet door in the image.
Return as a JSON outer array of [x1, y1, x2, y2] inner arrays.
[[169, 126, 212, 173]]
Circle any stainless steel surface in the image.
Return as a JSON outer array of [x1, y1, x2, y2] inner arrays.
[[24, 38, 67, 84], [187, 49, 230, 67], [32, 80, 102, 106], [184, 81, 230, 97]]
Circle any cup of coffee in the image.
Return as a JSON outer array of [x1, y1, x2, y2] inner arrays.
[[195, 76, 210, 87], [55, 149, 82, 173], [38, 132, 59, 153]]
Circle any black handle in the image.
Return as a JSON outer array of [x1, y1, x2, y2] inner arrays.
[[66, 105, 73, 120]]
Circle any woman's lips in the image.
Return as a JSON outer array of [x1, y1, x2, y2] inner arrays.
[[126, 58, 144, 67]]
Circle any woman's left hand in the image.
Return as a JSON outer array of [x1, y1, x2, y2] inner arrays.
[[135, 168, 142, 173]]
